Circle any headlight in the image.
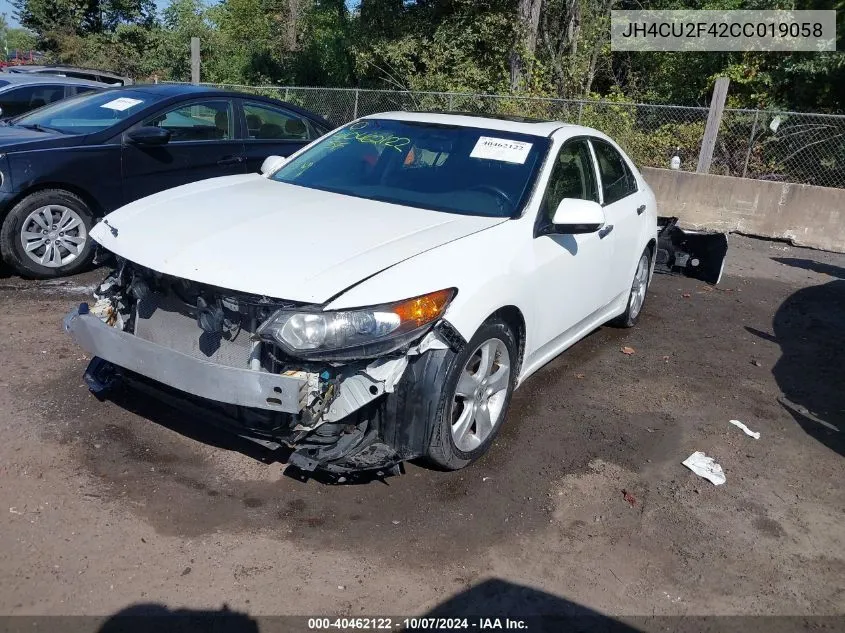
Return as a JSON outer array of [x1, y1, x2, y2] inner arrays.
[[257, 289, 456, 360]]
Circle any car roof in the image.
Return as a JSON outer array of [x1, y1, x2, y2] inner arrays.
[[9, 65, 128, 80], [0, 73, 109, 88], [117, 84, 331, 125], [362, 110, 599, 138]]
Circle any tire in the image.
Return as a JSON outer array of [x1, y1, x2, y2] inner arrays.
[[424, 317, 519, 470], [0, 189, 95, 279], [610, 245, 652, 328]]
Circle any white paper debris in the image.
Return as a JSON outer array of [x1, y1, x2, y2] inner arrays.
[[470, 136, 532, 164], [682, 451, 726, 486], [769, 116, 782, 133], [100, 97, 143, 111], [730, 419, 760, 439]]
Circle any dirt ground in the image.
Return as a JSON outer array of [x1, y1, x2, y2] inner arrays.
[[0, 235, 843, 623]]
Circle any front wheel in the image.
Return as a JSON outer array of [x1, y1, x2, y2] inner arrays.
[[0, 189, 95, 278], [610, 247, 652, 328], [425, 318, 518, 470]]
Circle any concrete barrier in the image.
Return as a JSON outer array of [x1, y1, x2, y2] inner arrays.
[[642, 167, 845, 254]]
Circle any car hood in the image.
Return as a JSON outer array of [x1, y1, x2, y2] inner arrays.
[[0, 124, 73, 149], [91, 175, 507, 303]]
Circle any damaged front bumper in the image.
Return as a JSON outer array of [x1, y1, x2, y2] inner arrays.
[[64, 306, 312, 413], [62, 262, 456, 476]]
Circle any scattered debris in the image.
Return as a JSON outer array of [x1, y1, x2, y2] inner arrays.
[[662, 355, 670, 362], [180, 567, 192, 577], [620, 346, 636, 355], [751, 359, 762, 367], [575, 373, 585, 379], [482, 477, 492, 482], [682, 293, 691, 298], [730, 419, 761, 440], [9, 507, 22, 515], [391, 520, 400, 525], [778, 396, 840, 432], [337, 585, 345, 590], [682, 452, 726, 486], [622, 489, 636, 507]]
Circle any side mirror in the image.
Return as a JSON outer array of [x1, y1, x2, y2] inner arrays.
[[549, 198, 605, 234], [126, 126, 171, 146], [261, 155, 286, 176], [0, 106, 4, 118]]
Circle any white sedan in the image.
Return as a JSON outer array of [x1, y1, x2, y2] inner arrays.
[[64, 112, 658, 474]]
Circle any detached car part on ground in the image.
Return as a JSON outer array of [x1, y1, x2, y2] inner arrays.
[[64, 112, 727, 475]]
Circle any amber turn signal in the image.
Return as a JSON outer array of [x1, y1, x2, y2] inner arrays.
[[391, 289, 454, 327]]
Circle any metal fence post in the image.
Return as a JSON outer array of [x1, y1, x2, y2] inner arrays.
[[696, 77, 730, 174], [448, 93, 454, 111], [190, 37, 200, 85], [284, 87, 290, 101], [353, 89, 359, 119], [577, 102, 583, 125], [741, 110, 760, 179]]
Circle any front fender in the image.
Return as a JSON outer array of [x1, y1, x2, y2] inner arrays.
[[325, 219, 535, 352]]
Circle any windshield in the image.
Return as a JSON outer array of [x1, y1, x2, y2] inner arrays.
[[271, 119, 549, 218], [12, 89, 162, 135]]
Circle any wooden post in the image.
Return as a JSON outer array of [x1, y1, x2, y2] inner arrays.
[[696, 76, 729, 174], [190, 37, 200, 85]]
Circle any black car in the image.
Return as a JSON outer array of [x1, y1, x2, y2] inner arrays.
[[0, 84, 332, 278], [0, 73, 109, 118]]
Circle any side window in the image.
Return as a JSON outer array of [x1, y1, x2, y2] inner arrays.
[[0, 85, 66, 116], [243, 102, 311, 140], [70, 86, 99, 97], [591, 139, 637, 205], [143, 100, 233, 142], [540, 139, 599, 221]]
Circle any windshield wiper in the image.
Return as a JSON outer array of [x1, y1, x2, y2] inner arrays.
[[18, 123, 65, 134]]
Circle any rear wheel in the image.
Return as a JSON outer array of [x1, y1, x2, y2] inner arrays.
[[426, 318, 518, 470], [610, 247, 652, 328], [0, 189, 95, 278]]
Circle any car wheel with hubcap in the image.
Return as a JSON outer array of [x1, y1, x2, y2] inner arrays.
[[0, 189, 95, 278], [610, 246, 652, 328], [426, 317, 518, 470]]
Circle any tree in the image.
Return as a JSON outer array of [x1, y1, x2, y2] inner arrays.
[[509, 0, 541, 91], [14, 0, 156, 51]]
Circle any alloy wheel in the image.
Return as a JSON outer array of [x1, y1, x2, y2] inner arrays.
[[451, 338, 511, 452], [20, 205, 87, 268]]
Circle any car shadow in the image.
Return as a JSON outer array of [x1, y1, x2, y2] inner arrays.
[[92, 580, 640, 632], [103, 382, 291, 466], [101, 380, 401, 486], [746, 258, 845, 458], [770, 257, 845, 279]]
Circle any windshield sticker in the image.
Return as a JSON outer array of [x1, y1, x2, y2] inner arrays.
[[100, 97, 144, 112], [470, 137, 533, 164], [329, 121, 411, 153]]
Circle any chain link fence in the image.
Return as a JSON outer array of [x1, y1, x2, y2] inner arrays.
[[181, 83, 845, 189]]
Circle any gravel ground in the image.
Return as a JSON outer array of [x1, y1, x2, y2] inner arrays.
[[0, 235, 843, 623]]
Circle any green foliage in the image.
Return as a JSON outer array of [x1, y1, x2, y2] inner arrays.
[[8, 0, 845, 114], [6, 27, 38, 52]]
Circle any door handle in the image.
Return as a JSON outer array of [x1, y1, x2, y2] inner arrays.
[[217, 155, 245, 166], [598, 224, 614, 238], [636, 204, 646, 215]]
